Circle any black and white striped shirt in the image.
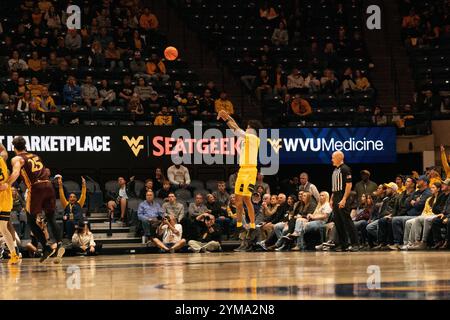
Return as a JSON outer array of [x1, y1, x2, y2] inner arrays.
[[332, 164, 352, 193]]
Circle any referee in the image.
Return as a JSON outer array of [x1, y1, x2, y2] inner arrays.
[[330, 151, 359, 251]]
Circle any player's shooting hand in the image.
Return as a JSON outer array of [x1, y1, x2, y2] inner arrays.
[[81, 176, 86, 185]]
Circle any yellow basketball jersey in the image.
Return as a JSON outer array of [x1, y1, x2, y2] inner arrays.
[[239, 133, 260, 167], [0, 157, 13, 212]]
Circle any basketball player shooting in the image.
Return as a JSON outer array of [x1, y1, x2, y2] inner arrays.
[[3, 136, 65, 263], [217, 110, 262, 249]]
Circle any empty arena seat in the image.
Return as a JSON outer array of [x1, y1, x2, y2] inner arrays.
[[175, 188, 192, 201], [190, 180, 205, 190], [63, 180, 81, 193], [206, 180, 218, 191], [132, 180, 145, 196], [104, 180, 117, 194]]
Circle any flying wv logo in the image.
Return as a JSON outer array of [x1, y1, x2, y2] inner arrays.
[[267, 138, 282, 154], [123, 136, 144, 157]]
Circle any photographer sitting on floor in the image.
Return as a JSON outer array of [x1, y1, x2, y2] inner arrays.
[[188, 212, 222, 253], [152, 214, 186, 253]]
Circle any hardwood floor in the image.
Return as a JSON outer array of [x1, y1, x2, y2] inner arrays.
[[1, 251, 450, 300]]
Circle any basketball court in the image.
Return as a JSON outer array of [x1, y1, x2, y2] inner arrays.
[[2, 252, 449, 300]]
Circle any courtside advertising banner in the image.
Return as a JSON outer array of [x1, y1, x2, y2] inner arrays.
[[0, 126, 396, 169]]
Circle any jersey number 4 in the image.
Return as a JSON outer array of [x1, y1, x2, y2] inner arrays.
[[28, 157, 44, 173]]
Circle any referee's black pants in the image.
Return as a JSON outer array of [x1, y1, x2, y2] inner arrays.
[[332, 194, 359, 248]]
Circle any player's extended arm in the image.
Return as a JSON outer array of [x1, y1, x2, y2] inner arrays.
[[7, 156, 22, 186], [217, 110, 243, 135]]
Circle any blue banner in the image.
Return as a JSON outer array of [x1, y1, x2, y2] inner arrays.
[[266, 127, 397, 164]]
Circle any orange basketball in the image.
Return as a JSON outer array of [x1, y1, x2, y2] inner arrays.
[[164, 46, 178, 61]]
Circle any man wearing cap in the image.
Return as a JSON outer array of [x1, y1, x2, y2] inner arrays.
[[431, 178, 450, 249], [354, 170, 378, 204], [391, 175, 431, 248], [388, 177, 417, 250], [371, 182, 400, 250]]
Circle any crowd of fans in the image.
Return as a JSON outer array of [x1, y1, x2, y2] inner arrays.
[[0, 0, 236, 126], [2, 145, 450, 257]]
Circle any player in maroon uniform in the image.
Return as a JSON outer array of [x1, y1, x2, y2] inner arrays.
[[7, 136, 65, 263]]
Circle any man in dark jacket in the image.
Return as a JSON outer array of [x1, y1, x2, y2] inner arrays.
[[372, 182, 400, 249], [106, 176, 137, 226], [431, 179, 450, 249]]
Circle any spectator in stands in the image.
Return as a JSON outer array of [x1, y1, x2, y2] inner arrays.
[[341, 67, 357, 94], [183, 92, 200, 119], [138, 190, 163, 243], [154, 106, 173, 126], [119, 76, 135, 106], [138, 179, 154, 199], [392, 175, 432, 248], [17, 90, 32, 113], [1, 71, 19, 103], [271, 21, 289, 46], [205, 194, 225, 218], [321, 69, 339, 94], [63, 76, 82, 105], [199, 89, 216, 119], [273, 65, 287, 99], [134, 77, 153, 106], [417, 90, 442, 117], [8, 51, 28, 72], [290, 191, 332, 251], [28, 51, 42, 76], [146, 53, 169, 83], [214, 91, 234, 115], [255, 173, 271, 195], [396, 175, 406, 194], [188, 212, 222, 253], [162, 193, 185, 223], [128, 93, 144, 118], [206, 81, 220, 100], [352, 194, 374, 246], [107, 176, 135, 225], [98, 80, 116, 106], [167, 164, 191, 189], [355, 70, 371, 92], [188, 193, 208, 219], [152, 214, 186, 253], [255, 69, 273, 102], [259, 1, 279, 26], [153, 167, 166, 192], [81, 76, 101, 107], [139, 7, 159, 32], [65, 29, 82, 53], [290, 94, 312, 119], [157, 180, 173, 200], [212, 181, 230, 207], [27, 77, 44, 98], [385, 177, 417, 250], [403, 181, 441, 250], [71, 220, 97, 255], [176, 105, 189, 126], [58, 176, 87, 239], [130, 51, 149, 80], [259, 193, 288, 240], [287, 68, 305, 94], [372, 106, 387, 125], [304, 73, 321, 94], [431, 178, 450, 249], [104, 41, 123, 70], [354, 170, 378, 203], [262, 194, 278, 220], [240, 54, 258, 93], [44, 5, 62, 30], [371, 183, 400, 250], [297, 172, 319, 203]]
